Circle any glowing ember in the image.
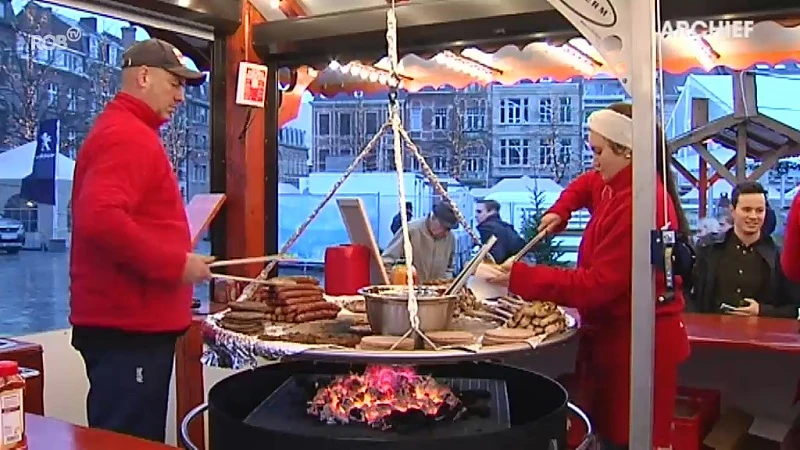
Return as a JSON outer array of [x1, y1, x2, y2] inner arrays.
[[307, 365, 461, 430]]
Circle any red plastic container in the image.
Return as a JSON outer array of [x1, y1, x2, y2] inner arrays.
[[673, 386, 721, 450], [324, 244, 371, 296]]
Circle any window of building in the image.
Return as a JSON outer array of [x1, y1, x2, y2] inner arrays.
[[67, 88, 77, 111], [409, 108, 422, 131], [464, 107, 485, 130], [338, 112, 352, 135], [434, 108, 448, 130], [538, 98, 553, 123], [365, 112, 378, 135], [318, 113, 330, 135], [559, 138, 572, 164], [539, 138, 554, 166], [558, 97, 572, 123], [499, 98, 529, 124], [48, 83, 58, 105], [499, 138, 530, 166]]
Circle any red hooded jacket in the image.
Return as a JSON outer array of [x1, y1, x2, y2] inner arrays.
[[508, 166, 690, 446], [69, 93, 192, 335]]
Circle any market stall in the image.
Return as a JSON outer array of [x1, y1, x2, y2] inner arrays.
[[171, 0, 800, 449]]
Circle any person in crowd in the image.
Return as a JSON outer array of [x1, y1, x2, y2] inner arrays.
[[475, 199, 525, 263], [390, 202, 413, 234], [689, 181, 800, 318], [382, 201, 456, 282], [783, 189, 800, 283], [69, 39, 213, 443], [485, 102, 690, 450]]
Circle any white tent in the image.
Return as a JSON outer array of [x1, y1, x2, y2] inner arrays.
[[481, 176, 564, 230], [0, 141, 76, 248], [0, 141, 76, 181]]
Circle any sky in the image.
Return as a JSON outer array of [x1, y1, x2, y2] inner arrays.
[[10, 0, 313, 145]]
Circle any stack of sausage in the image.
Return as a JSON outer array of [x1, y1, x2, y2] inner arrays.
[[255, 276, 341, 323]]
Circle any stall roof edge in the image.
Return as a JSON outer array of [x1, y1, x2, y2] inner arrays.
[[252, 0, 800, 67]]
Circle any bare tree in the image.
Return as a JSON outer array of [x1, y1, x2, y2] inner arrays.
[[447, 86, 489, 185], [0, 6, 58, 147], [539, 97, 572, 183], [161, 105, 191, 191]]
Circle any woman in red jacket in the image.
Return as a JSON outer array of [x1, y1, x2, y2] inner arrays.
[[781, 193, 800, 284], [488, 103, 691, 449]]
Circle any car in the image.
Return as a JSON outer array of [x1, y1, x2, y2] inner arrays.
[[0, 214, 25, 254]]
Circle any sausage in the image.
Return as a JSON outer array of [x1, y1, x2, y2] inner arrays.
[[294, 309, 339, 322], [269, 294, 324, 306], [273, 302, 340, 315], [272, 285, 323, 295]]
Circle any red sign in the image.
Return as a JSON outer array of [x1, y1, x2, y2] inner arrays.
[[235, 62, 268, 107]]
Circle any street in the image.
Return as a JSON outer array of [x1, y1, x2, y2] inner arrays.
[[0, 241, 212, 337]]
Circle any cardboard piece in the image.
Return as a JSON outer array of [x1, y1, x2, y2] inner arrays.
[[703, 407, 754, 450], [337, 198, 391, 285]]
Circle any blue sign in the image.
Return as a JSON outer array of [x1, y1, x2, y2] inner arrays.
[[20, 119, 60, 205]]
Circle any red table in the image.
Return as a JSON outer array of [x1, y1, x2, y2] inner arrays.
[[683, 313, 800, 353], [27, 414, 176, 449]]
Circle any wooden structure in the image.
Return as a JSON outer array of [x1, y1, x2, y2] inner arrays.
[[668, 72, 800, 217], [98, 0, 800, 447]]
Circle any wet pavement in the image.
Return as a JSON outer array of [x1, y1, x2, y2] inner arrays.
[[0, 241, 213, 338]]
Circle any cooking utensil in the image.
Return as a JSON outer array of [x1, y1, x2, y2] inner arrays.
[[359, 285, 458, 336], [508, 229, 548, 263], [444, 235, 498, 296], [208, 254, 295, 269], [210, 273, 275, 286]]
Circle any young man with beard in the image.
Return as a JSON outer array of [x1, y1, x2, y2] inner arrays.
[[69, 39, 214, 442], [689, 181, 800, 317], [475, 199, 525, 263]]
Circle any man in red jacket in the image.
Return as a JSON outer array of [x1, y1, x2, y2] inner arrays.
[[69, 39, 213, 442]]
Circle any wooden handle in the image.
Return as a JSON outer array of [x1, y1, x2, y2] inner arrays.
[[510, 229, 548, 262], [209, 273, 274, 286], [208, 255, 294, 268]]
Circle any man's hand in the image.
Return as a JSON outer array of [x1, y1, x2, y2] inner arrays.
[[182, 253, 215, 284], [538, 213, 562, 234], [728, 298, 760, 316]]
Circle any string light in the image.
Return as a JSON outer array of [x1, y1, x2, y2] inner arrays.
[[432, 50, 497, 82], [543, 43, 599, 76], [269, 0, 280, 8], [327, 60, 402, 88], [686, 35, 719, 71]]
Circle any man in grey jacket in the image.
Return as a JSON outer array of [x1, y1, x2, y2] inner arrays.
[[382, 202, 457, 282]]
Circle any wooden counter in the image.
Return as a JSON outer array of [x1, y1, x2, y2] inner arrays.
[[27, 414, 176, 449], [683, 313, 800, 352]]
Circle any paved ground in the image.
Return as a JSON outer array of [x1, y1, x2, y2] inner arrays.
[[0, 241, 326, 338], [0, 241, 214, 338]]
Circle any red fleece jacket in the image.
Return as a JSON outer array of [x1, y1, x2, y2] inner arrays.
[[69, 93, 192, 333], [781, 192, 800, 284]]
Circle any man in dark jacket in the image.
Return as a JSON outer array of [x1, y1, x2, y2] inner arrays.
[[390, 202, 413, 234], [689, 181, 800, 318], [475, 199, 525, 263]]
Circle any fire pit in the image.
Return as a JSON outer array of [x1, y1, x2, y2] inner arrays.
[[180, 361, 593, 450]]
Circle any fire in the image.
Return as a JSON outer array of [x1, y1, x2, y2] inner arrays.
[[308, 365, 461, 429]]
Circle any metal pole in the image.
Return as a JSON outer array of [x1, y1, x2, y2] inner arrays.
[[629, 0, 657, 447]]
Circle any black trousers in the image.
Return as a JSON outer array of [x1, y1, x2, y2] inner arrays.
[[79, 339, 176, 442]]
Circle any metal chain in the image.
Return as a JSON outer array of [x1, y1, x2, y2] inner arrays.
[[236, 121, 391, 302], [397, 127, 481, 244]]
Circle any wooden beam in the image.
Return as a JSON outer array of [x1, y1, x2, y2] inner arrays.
[[671, 159, 698, 187], [692, 143, 737, 184], [224, 2, 267, 278], [279, 0, 308, 18], [750, 115, 800, 145], [748, 144, 795, 181], [667, 115, 743, 151], [709, 156, 736, 184], [733, 71, 757, 119], [736, 124, 748, 181], [692, 98, 710, 218]]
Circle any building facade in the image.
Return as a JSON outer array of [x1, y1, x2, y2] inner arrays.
[[278, 126, 309, 186], [490, 82, 583, 184], [404, 84, 491, 187]]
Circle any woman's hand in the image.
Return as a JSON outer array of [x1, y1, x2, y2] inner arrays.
[[538, 213, 562, 234], [484, 260, 516, 286]]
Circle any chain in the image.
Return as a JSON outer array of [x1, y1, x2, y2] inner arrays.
[[235, 121, 391, 302], [397, 127, 481, 244]]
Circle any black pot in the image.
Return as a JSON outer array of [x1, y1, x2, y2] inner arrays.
[[181, 361, 594, 450]]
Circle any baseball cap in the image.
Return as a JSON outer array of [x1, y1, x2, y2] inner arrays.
[[432, 202, 458, 230], [122, 39, 206, 86]]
